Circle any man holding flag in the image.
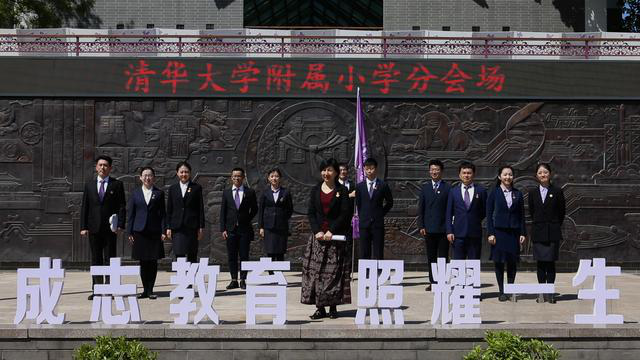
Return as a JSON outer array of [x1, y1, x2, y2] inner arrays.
[[352, 88, 394, 262]]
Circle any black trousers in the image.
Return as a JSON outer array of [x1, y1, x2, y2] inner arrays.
[[268, 253, 285, 261], [140, 260, 158, 294], [359, 226, 384, 260], [495, 261, 517, 295], [537, 261, 556, 284], [425, 233, 449, 284], [89, 231, 117, 287], [226, 228, 252, 280]]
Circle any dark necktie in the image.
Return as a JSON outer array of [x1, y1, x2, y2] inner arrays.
[[368, 182, 374, 198], [98, 180, 105, 202], [464, 186, 471, 209], [234, 188, 241, 209]]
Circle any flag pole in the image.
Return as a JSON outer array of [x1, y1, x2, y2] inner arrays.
[[351, 86, 367, 277]]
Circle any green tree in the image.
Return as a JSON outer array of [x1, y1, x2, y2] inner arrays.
[[0, 0, 101, 29]]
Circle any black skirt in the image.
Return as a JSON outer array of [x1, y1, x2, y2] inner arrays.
[[533, 241, 559, 262], [172, 228, 198, 256], [263, 228, 288, 254], [132, 231, 165, 261]]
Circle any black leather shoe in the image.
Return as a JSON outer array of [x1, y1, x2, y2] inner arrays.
[[425, 284, 432, 292], [548, 294, 557, 304], [148, 293, 157, 300], [498, 294, 508, 302], [309, 308, 327, 320], [226, 280, 239, 289], [87, 294, 95, 300], [329, 306, 338, 319], [240, 280, 246, 289], [137, 292, 148, 299]]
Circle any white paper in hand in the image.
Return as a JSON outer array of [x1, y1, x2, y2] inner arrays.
[[331, 235, 346, 241], [109, 214, 118, 233]]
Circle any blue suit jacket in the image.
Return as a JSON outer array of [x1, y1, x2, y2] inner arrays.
[[417, 180, 450, 234], [355, 179, 394, 228], [486, 186, 527, 237], [445, 183, 487, 238], [127, 186, 166, 235]]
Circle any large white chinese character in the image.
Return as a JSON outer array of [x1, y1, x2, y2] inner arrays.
[[431, 258, 481, 325], [572, 258, 623, 324], [355, 260, 404, 325], [169, 257, 220, 325], [90, 258, 140, 324], [242, 257, 290, 325], [14, 257, 65, 325]]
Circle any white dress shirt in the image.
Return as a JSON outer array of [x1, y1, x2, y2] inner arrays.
[[97, 176, 109, 193], [461, 183, 475, 200], [142, 186, 152, 205], [432, 180, 441, 191], [232, 185, 245, 203], [271, 187, 280, 202], [500, 184, 513, 208], [339, 178, 350, 190], [180, 181, 189, 197], [366, 178, 378, 194], [540, 185, 548, 203]]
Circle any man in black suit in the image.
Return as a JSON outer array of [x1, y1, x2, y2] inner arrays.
[[220, 168, 258, 290], [355, 158, 393, 260], [417, 159, 451, 291], [166, 161, 205, 264], [338, 163, 353, 191], [80, 155, 126, 300]]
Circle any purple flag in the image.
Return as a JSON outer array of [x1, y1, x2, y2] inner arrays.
[[352, 87, 368, 239]]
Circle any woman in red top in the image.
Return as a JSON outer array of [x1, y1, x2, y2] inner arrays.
[[301, 158, 352, 319]]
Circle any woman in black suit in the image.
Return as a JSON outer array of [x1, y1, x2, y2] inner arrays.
[[528, 163, 565, 304], [259, 167, 293, 262], [486, 165, 526, 302], [127, 166, 166, 299], [166, 161, 205, 263], [301, 158, 351, 320]]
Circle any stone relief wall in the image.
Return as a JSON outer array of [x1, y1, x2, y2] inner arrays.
[[1, 98, 639, 265]]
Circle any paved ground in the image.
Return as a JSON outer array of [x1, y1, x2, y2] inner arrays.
[[1, 270, 639, 325]]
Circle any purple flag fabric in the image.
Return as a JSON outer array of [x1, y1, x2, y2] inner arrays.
[[352, 87, 368, 239]]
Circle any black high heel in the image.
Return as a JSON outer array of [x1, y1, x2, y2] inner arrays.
[[310, 307, 327, 320]]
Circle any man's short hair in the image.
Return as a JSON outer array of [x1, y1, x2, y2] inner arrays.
[[458, 161, 475, 173], [95, 155, 113, 166], [232, 167, 245, 176], [364, 158, 378, 168], [428, 159, 444, 170]]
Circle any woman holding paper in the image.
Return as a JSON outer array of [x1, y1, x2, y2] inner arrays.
[[528, 163, 566, 304], [301, 158, 352, 320], [127, 166, 166, 299]]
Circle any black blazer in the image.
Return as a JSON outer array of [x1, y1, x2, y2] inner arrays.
[[339, 178, 355, 216], [219, 186, 259, 232], [307, 183, 350, 235], [258, 187, 293, 231], [127, 186, 166, 235], [355, 179, 393, 228], [166, 181, 205, 231], [80, 176, 126, 234], [486, 186, 527, 237], [528, 184, 566, 244], [417, 180, 451, 234]]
